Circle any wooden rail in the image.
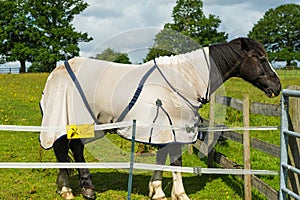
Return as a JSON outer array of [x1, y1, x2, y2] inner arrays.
[[216, 95, 281, 116], [202, 118, 280, 158]]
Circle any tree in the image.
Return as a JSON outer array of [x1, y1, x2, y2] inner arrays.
[[144, 29, 201, 62], [95, 48, 131, 64], [144, 0, 228, 62], [0, 0, 92, 73], [248, 4, 300, 66], [0, 0, 39, 73], [166, 0, 228, 46], [27, 0, 92, 72]]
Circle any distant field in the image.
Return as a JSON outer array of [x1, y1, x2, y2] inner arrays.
[[0, 70, 299, 199]]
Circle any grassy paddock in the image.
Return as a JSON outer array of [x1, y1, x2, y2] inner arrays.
[[0, 70, 299, 199]]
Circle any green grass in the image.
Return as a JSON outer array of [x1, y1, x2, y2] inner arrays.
[[0, 70, 299, 199]]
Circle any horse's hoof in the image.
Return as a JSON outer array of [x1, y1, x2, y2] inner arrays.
[[153, 197, 167, 200], [59, 186, 74, 200], [61, 191, 75, 200], [171, 192, 190, 200], [82, 188, 96, 200], [149, 181, 167, 200]]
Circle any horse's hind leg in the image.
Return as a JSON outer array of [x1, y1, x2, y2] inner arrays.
[[149, 145, 168, 200], [69, 139, 96, 200], [53, 136, 74, 200], [169, 144, 189, 200]]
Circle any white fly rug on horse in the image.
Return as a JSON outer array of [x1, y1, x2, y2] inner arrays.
[[40, 48, 210, 149]]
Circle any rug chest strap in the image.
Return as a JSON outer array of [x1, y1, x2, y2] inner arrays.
[[64, 61, 100, 125]]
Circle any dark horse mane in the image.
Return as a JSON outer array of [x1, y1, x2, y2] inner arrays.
[[208, 37, 266, 92], [210, 38, 266, 69]]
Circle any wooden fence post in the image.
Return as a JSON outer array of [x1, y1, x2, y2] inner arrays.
[[287, 85, 300, 198], [243, 94, 252, 200]]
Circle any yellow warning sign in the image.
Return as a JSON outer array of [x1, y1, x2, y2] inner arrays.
[[66, 124, 95, 139]]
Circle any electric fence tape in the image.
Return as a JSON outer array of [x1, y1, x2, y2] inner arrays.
[[0, 122, 278, 133], [0, 162, 277, 175], [0, 121, 278, 176]]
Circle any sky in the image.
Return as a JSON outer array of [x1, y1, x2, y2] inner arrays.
[[72, 0, 299, 64], [1, 0, 299, 70]]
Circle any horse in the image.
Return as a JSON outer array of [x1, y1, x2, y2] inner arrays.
[[39, 37, 281, 200]]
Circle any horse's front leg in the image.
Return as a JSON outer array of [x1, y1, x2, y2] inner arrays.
[[169, 143, 189, 200], [149, 145, 168, 200], [53, 136, 74, 200]]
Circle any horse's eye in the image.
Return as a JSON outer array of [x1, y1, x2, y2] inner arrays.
[[259, 56, 267, 63]]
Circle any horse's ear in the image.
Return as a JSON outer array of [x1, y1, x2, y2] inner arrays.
[[240, 38, 251, 51]]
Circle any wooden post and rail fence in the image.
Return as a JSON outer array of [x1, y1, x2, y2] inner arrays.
[[192, 91, 287, 200], [285, 85, 300, 200]]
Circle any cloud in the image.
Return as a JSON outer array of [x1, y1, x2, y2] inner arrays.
[[203, 0, 299, 40], [203, 2, 264, 39], [85, 28, 163, 62], [205, 0, 298, 9], [80, 2, 122, 19], [73, 0, 175, 61], [72, 0, 299, 63], [6, 0, 299, 68]]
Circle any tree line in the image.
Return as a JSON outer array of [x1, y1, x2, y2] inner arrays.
[[0, 0, 299, 72], [0, 0, 92, 73]]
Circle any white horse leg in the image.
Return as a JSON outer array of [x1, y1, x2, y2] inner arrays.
[[169, 144, 189, 200], [171, 172, 189, 200], [59, 186, 75, 200], [56, 169, 74, 199], [149, 177, 167, 200]]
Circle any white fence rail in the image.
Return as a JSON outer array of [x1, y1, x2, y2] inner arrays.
[[0, 120, 278, 199]]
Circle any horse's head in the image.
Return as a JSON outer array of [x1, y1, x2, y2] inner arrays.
[[233, 38, 281, 98]]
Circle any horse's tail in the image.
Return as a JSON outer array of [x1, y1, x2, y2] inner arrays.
[[39, 91, 45, 117]]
